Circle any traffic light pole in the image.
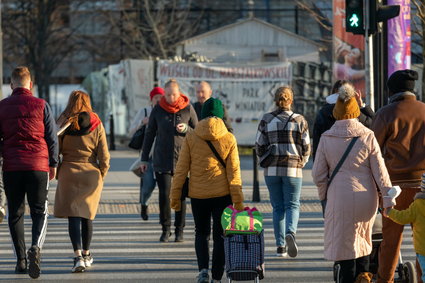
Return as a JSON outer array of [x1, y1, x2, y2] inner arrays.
[[364, 0, 375, 111]]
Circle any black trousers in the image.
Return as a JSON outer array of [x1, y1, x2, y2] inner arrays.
[[155, 172, 186, 230], [191, 195, 232, 280], [3, 171, 49, 260], [68, 217, 93, 251], [335, 255, 370, 283]]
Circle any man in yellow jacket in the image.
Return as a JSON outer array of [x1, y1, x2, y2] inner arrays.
[[170, 97, 244, 283]]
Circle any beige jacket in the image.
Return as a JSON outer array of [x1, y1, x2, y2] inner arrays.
[[312, 119, 392, 261], [54, 123, 110, 220]]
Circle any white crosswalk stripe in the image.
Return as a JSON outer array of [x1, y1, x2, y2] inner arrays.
[[0, 211, 417, 282]]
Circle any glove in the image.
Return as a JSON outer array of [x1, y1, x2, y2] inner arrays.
[[170, 199, 181, 211], [233, 202, 245, 211], [387, 185, 401, 199], [383, 196, 396, 208]]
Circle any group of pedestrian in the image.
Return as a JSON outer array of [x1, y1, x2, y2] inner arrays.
[[0, 67, 110, 278], [1, 65, 424, 283]]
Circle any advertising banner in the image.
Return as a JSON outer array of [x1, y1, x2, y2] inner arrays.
[[157, 61, 292, 145], [333, 0, 365, 94], [387, 0, 411, 76]]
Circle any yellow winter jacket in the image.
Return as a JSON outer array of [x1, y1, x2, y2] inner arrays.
[[388, 192, 425, 256], [170, 117, 243, 205]]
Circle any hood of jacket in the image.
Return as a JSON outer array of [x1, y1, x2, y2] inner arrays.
[[194, 117, 228, 141], [415, 192, 425, 200], [326, 93, 339, 104], [65, 112, 101, 136], [323, 118, 371, 138]]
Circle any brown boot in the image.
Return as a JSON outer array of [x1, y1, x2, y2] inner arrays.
[[355, 272, 373, 283]]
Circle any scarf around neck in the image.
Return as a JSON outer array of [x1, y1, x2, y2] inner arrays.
[[159, 94, 189, 113]]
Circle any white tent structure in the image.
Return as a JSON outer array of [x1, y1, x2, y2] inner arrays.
[[176, 18, 323, 63]]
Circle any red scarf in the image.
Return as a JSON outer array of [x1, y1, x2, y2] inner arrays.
[[159, 94, 189, 113], [89, 112, 101, 131]]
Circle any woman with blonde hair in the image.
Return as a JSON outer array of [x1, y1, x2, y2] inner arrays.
[[54, 90, 110, 273], [255, 86, 310, 258]]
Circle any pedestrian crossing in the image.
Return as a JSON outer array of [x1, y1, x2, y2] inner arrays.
[[0, 210, 417, 282]]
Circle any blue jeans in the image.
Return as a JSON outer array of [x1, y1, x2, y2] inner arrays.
[[139, 159, 156, 206], [265, 176, 302, 247], [418, 254, 425, 282]]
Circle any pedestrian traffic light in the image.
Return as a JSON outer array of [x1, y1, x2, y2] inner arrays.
[[368, 0, 400, 35], [345, 0, 365, 35]]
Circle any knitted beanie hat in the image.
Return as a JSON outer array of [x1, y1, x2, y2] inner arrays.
[[149, 87, 165, 100], [201, 97, 224, 119], [333, 83, 360, 120], [387, 69, 418, 94]]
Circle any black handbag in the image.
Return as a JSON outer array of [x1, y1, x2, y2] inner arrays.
[[258, 113, 294, 168], [128, 109, 147, 150]]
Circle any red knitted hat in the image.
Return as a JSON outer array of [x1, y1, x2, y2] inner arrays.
[[150, 87, 165, 100]]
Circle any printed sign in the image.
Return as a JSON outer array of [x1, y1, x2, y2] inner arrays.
[[158, 61, 292, 145]]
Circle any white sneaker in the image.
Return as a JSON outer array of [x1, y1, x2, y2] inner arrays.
[[83, 253, 93, 268], [0, 206, 5, 224], [72, 256, 86, 273]]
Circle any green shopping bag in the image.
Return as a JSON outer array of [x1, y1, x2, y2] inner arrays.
[[221, 205, 263, 235]]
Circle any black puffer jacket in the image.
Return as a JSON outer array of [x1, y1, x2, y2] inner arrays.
[[312, 103, 375, 160], [141, 104, 198, 173]]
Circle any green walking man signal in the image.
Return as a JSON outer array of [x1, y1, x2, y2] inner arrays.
[[349, 13, 360, 27], [345, 0, 401, 35]]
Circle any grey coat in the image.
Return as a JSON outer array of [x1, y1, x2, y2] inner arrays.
[[141, 104, 198, 173]]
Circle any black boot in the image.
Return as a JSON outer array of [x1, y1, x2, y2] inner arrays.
[[175, 228, 184, 242], [141, 205, 148, 221], [159, 228, 171, 242], [15, 258, 27, 274]]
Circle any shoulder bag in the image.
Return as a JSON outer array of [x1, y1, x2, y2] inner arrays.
[[321, 136, 359, 217], [128, 108, 147, 150]]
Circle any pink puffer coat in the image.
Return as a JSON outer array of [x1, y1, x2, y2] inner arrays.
[[312, 119, 392, 261]]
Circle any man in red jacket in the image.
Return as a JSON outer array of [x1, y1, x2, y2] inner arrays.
[[0, 66, 58, 279], [372, 69, 425, 283]]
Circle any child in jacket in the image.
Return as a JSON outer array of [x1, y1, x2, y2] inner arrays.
[[384, 173, 425, 281]]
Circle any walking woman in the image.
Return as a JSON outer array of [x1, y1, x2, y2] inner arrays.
[[312, 83, 394, 282], [140, 79, 198, 242], [54, 91, 110, 273], [128, 87, 164, 220], [255, 86, 310, 258], [170, 97, 244, 283]]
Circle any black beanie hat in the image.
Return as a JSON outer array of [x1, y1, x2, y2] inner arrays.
[[387, 69, 418, 93], [201, 98, 224, 120]]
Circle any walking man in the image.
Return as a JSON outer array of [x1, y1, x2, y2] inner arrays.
[[193, 81, 233, 132], [0, 66, 58, 279], [372, 69, 425, 283]]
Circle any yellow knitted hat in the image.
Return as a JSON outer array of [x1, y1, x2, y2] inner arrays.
[[333, 84, 360, 120]]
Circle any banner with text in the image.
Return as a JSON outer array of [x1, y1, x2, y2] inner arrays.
[[158, 61, 292, 145]]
